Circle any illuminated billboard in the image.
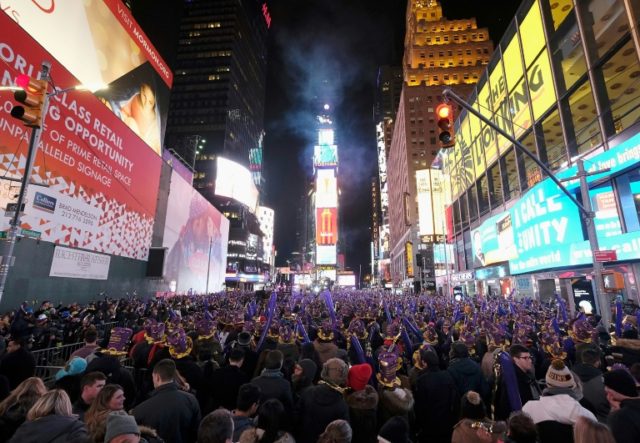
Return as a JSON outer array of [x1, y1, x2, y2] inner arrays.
[[416, 169, 445, 237], [163, 170, 229, 293], [314, 144, 338, 167], [3, 0, 172, 156], [215, 157, 259, 212], [316, 245, 337, 265], [0, 14, 162, 260], [318, 129, 334, 145], [316, 208, 338, 245], [337, 274, 356, 287], [315, 169, 338, 208], [258, 206, 274, 263]]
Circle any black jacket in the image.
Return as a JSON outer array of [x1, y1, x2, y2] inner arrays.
[[414, 367, 458, 443], [346, 385, 378, 443], [8, 415, 89, 443], [572, 363, 609, 422], [251, 369, 294, 413], [0, 348, 35, 389], [209, 364, 249, 410], [494, 365, 541, 421], [608, 398, 640, 443], [295, 383, 350, 443], [133, 382, 201, 443], [447, 357, 489, 400], [0, 403, 28, 443]]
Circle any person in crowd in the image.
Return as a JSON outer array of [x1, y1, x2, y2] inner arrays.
[[54, 356, 88, 403], [295, 358, 350, 443], [299, 343, 322, 383], [317, 419, 352, 443], [133, 358, 201, 443], [85, 384, 126, 442], [210, 347, 250, 411], [377, 416, 410, 443], [251, 350, 293, 413], [345, 363, 377, 443], [73, 371, 107, 421], [313, 322, 339, 364], [232, 383, 261, 442], [0, 337, 35, 389], [452, 391, 506, 443], [8, 389, 88, 443], [104, 411, 142, 443], [376, 350, 414, 428], [603, 368, 640, 443], [71, 326, 100, 360], [292, 358, 317, 403], [414, 348, 457, 443], [85, 351, 136, 409], [0, 377, 47, 442], [504, 412, 538, 443], [573, 416, 615, 443], [198, 408, 235, 443], [239, 398, 294, 443], [494, 344, 542, 421], [573, 347, 609, 421], [447, 342, 488, 404], [235, 331, 259, 377]]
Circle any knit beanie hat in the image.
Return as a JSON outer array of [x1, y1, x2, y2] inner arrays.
[[378, 416, 410, 443], [460, 391, 486, 420], [348, 363, 373, 391], [604, 369, 638, 398], [104, 411, 140, 442], [322, 358, 348, 386], [545, 359, 576, 389]]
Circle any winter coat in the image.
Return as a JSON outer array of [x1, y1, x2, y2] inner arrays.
[[209, 364, 250, 410], [54, 374, 83, 404], [493, 364, 541, 421], [233, 415, 255, 442], [0, 402, 29, 443], [414, 367, 458, 443], [133, 382, 201, 443], [522, 393, 596, 425], [608, 398, 640, 443], [0, 348, 35, 389], [452, 419, 506, 443], [85, 355, 136, 409], [72, 397, 91, 422], [448, 357, 489, 400], [346, 385, 378, 443], [294, 383, 349, 443], [251, 369, 294, 413], [277, 343, 300, 362], [377, 386, 414, 427], [572, 363, 610, 422], [8, 414, 89, 443], [139, 425, 165, 443], [313, 340, 338, 364]]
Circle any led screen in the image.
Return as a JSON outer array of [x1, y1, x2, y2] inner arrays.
[[337, 274, 356, 287], [0, 14, 162, 260], [163, 170, 229, 293], [215, 157, 259, 212], [3, 0, 172, 155], [316, 245, 336, 265], [315, 169, 337, 208], [316, 208, 337, 245]]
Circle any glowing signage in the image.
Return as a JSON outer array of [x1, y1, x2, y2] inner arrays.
[[316, 169, 338, 208], [316, 245, 337, 265], [258, 206, 274, 263], [316, 208, 337, 245], [215, 157, 259, 212], [405, 242, 414, 278], [416, 169, 445, 236], [337, 274, 356, 287], [262, 3, 272, 28], [314, 144, 338, 167], [319, 129, 334, 146]]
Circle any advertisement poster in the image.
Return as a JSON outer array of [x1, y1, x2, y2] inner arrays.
[[471, 212, 517, 267], [163, 170, 230, 293], [0, 13, 162, 260], [215, 157, 259, 212], [2, 0, 172, 155], [315, 169, 337, 208], [316, 245, 336, 265], [49, 246, 111, 280], [316, 208, 337, 245]]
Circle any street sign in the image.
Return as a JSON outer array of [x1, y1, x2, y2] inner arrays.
[[594, 250, 617, 262], [20, 228, 41, 239]]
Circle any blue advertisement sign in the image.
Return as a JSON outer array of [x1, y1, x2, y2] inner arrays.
[[471, 212, 517, 267]]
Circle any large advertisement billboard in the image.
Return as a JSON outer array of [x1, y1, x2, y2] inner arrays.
[[316, 169, 337, 208], [316, 208, 337, 245], [416, 169, 445, 236], [316, 245, 336, 265], [163, 170, 229, 293], [0, 13, 161, 260], [258, 206, 274, 263], [3, 0, 171, 155], [215, 157, 259, 212]]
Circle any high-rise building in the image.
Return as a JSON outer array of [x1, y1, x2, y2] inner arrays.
[[386, 0, 492, 288], [165, 0, 268, 189]]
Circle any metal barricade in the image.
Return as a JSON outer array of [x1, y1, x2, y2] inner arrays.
[[31, 342, 85, 367]]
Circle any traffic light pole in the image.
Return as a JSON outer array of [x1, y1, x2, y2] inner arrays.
[[442, 88, 611, 327], [0, 62, 51, 305]]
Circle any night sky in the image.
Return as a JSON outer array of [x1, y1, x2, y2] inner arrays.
[[133, 0, 522, 276]]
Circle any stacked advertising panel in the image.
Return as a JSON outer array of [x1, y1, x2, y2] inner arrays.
[[314, 122, 338, 266], [3, 0, 172, 155], [163, 170, 230, 293], [0, 10, 162, 270], [471, 132, 640, 275], [258, 206, 274, 264], [215, 157, 259, 213]]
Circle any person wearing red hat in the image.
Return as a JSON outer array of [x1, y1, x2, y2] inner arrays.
[[346, 364, 378, 443]]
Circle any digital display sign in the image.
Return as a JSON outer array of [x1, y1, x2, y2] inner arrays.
[[316, 245, 336, 265], [316, 169, 338, 208], [258, 206, 274, 263], [314, 144, 338, 167], [316, 208, 337, 245], [416, 169, 445, 237], [215, 157, 259, 212], [337, 274, 356, 287]]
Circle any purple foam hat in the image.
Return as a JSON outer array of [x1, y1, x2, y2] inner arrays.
[[317, 320, 335, 341], [279, 325, 294, 343], [540, 331, 566, 360], [569, 318, 593, 344], [459, 328, 476, 353], [167, 328, 193, 359], [146, 321, 166, 344], [196, 318, 216, 339], [347, 318, 368, 340], [422, 323, 439, 345], [376, 350, 401, 388]]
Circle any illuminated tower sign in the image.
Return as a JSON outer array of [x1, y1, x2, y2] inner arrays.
[[314, 104, 338, 267]]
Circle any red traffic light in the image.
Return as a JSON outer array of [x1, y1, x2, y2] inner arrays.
[[15, 74, 30, 89], [11, 77, 48, 128]]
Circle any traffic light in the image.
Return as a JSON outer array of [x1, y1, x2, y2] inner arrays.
[[11, 74, 48, 128], [435, 103, 455, 148]]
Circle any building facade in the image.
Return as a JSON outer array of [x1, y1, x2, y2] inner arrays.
[[387, 0, 492, 287], [439, 0, 640, 306]]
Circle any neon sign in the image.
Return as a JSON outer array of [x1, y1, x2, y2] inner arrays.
[[262, 3, 271, 29]]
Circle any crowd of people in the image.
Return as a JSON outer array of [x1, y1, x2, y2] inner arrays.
[[0, 290, 639, 443]]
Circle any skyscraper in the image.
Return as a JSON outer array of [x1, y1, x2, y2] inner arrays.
[[386, 0, 492, 287], [165, 0, 268, 192]]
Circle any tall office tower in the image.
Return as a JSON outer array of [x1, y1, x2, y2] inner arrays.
[[165, 0, 268, 192], [386, 0, 492, 287], [313, 103, 339, 283]]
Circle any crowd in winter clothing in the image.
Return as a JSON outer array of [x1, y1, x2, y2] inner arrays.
[[0, 290, 639, 443]]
